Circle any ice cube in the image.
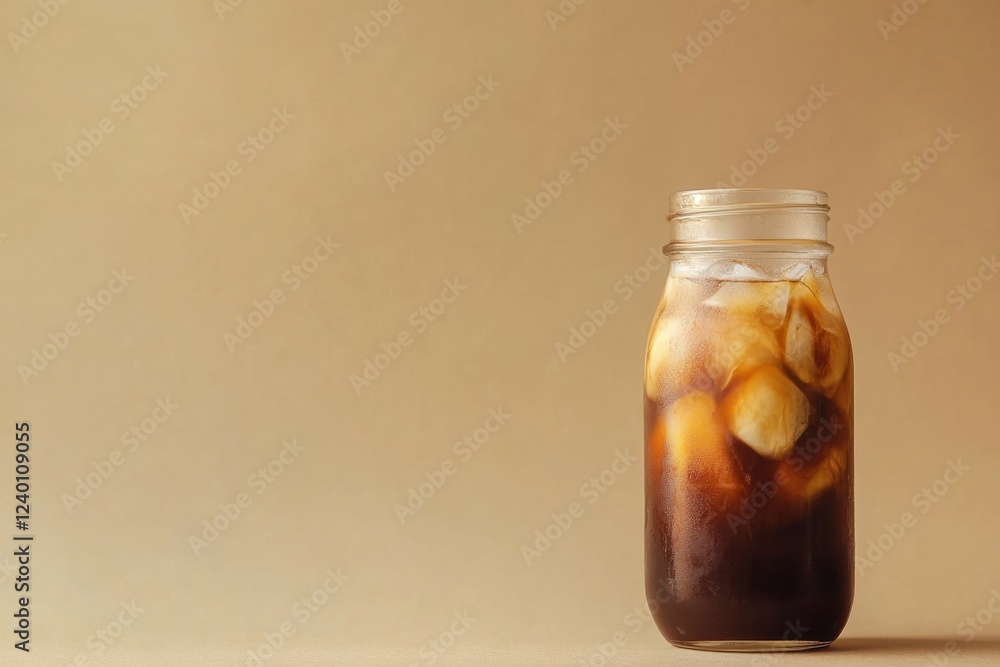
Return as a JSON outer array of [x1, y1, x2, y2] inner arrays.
[[704, 281, 790, 327], [832, 367, 852, 418], [667, 256, 718, 280], [802, 446, 848, 500], [783, 283, 850, 395], [705, 318, 782, 390], [665, 391, 742, 492], [645, 313, 702, 399], [784, 304, 818, 383], [663, 275, 705, 310], [774, 443, 849, 509], [721, 366, 809, 460], [706, 259, 773, 282], [799, 267, 842, 316], [818, 329, 851, 395], [782, 262, 811, 281]]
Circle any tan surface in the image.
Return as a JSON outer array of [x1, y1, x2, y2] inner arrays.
[[2, 0, 999, 664]]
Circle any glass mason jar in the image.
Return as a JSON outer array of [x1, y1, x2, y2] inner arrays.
[[644, 189, 854, 652]]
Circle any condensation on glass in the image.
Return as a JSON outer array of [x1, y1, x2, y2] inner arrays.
[[644, 189, 854, 652]]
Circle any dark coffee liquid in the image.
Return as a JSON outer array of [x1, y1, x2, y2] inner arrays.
[[644, 394, 854, 644]]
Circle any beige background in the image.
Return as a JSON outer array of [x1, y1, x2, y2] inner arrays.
[[2, 0, 1000, 665]]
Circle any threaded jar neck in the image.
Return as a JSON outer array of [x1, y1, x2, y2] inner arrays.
[[666, 189, 832, 255]]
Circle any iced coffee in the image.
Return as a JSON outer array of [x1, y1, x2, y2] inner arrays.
[[645, 189, 854, 651]]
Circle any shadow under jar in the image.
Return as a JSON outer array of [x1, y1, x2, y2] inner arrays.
[[644, 189, 854, 652]]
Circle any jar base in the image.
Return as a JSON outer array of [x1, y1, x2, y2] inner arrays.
[[670, 640, 832, 653]]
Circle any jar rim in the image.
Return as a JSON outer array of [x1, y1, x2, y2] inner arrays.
[[662, 239, 834, 257], [667, 188, 829, 221]]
